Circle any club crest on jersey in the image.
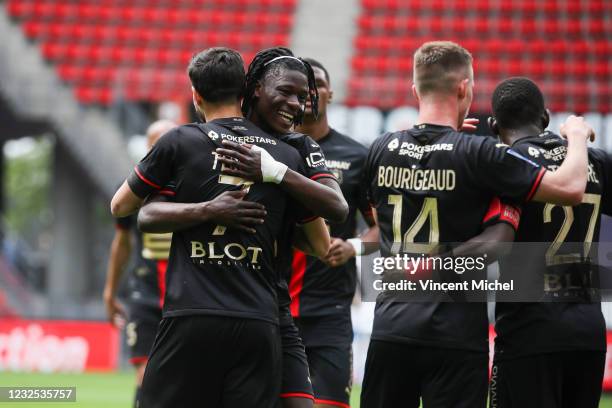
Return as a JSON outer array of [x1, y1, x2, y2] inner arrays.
[[387, 138, 399, 151], [306, 152, 326, 167], [207, 130, 219, 141]]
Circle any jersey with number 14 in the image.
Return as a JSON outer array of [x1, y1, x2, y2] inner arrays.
[[364, 124, 544, 351]]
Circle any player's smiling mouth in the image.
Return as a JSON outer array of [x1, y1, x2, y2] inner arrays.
[[278, 110, 294, 124]]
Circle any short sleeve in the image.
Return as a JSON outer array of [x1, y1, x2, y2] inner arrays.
[[468, 137, 545, 205], [127, 129, 180, 199], [280, 133, 336, 181], [481, 197, 522, 231], [363, 133, 389, 206], [115, 215, 133, 230]]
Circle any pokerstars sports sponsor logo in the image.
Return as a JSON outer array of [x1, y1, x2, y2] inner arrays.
[[387, 138, 399, 151], [190, 241, 263, 269], [207, 130, 219, 140]]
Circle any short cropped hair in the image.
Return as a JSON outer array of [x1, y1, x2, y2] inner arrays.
[[187, 47, 245, 104], [413, 41, 473, 96], [492, 77, 545, 129], [302, 57, 330, 85]]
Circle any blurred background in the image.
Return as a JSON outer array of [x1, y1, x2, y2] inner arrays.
[[0, 0, 609, 406]]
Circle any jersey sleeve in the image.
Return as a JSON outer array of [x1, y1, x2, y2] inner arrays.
[[127, 129, 180, 199], [591, 149, 612, 216], [115, 215, 133, 230], [468, 137, 545, 205], [280, 133, 336, 180], [481, 197, 522, 231], [363, 133, 390, 206]]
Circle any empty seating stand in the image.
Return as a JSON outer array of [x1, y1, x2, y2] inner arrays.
[[348, 0, 610, 113], [6, 0, 297, 105]]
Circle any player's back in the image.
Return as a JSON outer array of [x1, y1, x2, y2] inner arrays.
[[365, 124, 544, 351], [130, 117, 306, 324], [495, 131, 612, 359]]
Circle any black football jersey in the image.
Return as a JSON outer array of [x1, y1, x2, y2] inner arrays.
[[115, 215, 171, 308], [289, 129, 372, 318], [127, 118, 309, 324], [274, 132, 335, 312], [364, 124, 544, 352], [495, 131, 612, 360]]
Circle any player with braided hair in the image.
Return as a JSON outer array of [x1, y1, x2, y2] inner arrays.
[[215, 47, 346, 408]]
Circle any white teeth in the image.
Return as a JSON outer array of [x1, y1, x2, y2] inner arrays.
[[278, 111, 294, 122]]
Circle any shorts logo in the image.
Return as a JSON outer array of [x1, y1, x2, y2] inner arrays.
[[207, 130, 219, 140], [387, 138, 399, 151]]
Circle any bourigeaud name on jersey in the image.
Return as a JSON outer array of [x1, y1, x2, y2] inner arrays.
[[378, 165, 456, 191], [190, 240, 263, 270], [387, 137, 454, 160], [207, 129, 277, 146]]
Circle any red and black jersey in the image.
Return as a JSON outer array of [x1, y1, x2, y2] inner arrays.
[[275, 132, 335, 312], [288, 129, 372, 319], [495, 131, 612, 360], [115, 215, 170, 308], [127, 118, 310, 324], [364, 124, 544, 352]]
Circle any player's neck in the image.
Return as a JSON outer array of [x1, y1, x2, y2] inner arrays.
[[296, 115, 330, 141], [201, 102, 243, 122], [500, 124, 544, 145], [417, 99, 462, 130]]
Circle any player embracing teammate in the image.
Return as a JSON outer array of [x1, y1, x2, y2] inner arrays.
[[360, 41, 594, 408]]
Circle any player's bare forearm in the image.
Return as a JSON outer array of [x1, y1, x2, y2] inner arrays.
[[281, 171, 348, 222], [110, 181, 144, 217], [104, 230, 131, 296], [449, 223, 515, 264], [138, 190, 267, 234], [532, 115, 593, 206]]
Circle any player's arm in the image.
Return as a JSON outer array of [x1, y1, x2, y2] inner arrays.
[[102, 223, 131, 326], [446, 198, 519, 262], [214, 140, 349, 222], [531, 115, 594, 205], [137, 190, 267, 234], [110, 181, 144, 217], [324, 205, 379, 267], [111, 128, 180, 217], [292, 217, 331, 258]]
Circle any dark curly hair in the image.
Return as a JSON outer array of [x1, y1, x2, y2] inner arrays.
[[242, 47, 318, 126], [492, 77, 545, 129]]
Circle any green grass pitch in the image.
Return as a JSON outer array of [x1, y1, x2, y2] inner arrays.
[[1, 371, 612, 407]]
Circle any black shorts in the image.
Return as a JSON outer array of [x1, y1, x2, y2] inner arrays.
[[140, 315, 281, 408], [361, 340, 488, 408], [294, 314, 353, 407], [279, 307, 314, 401], [126, 303, 161, 365], [490, 351, 605, 408]]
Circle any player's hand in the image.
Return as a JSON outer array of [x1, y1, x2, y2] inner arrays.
[[461, 117, 479, 132], [204, 190, 266, 234], [216, 140, 263, 182], [103, 290, 126, 329], [323, 238, 356, 267], [560, 115, 595, 142]]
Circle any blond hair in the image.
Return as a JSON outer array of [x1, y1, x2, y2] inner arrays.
[[413, 41, 473, 96]]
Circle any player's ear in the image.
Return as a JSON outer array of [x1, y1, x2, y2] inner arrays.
[[254, 81, 263, 98], [411, 84, 420, 103], [192, 87, 203, 107], [542, 109, 550, 130], [457, 78, 469, 100], [328, 89, 334, 103], [488, 116, 499, 135]]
